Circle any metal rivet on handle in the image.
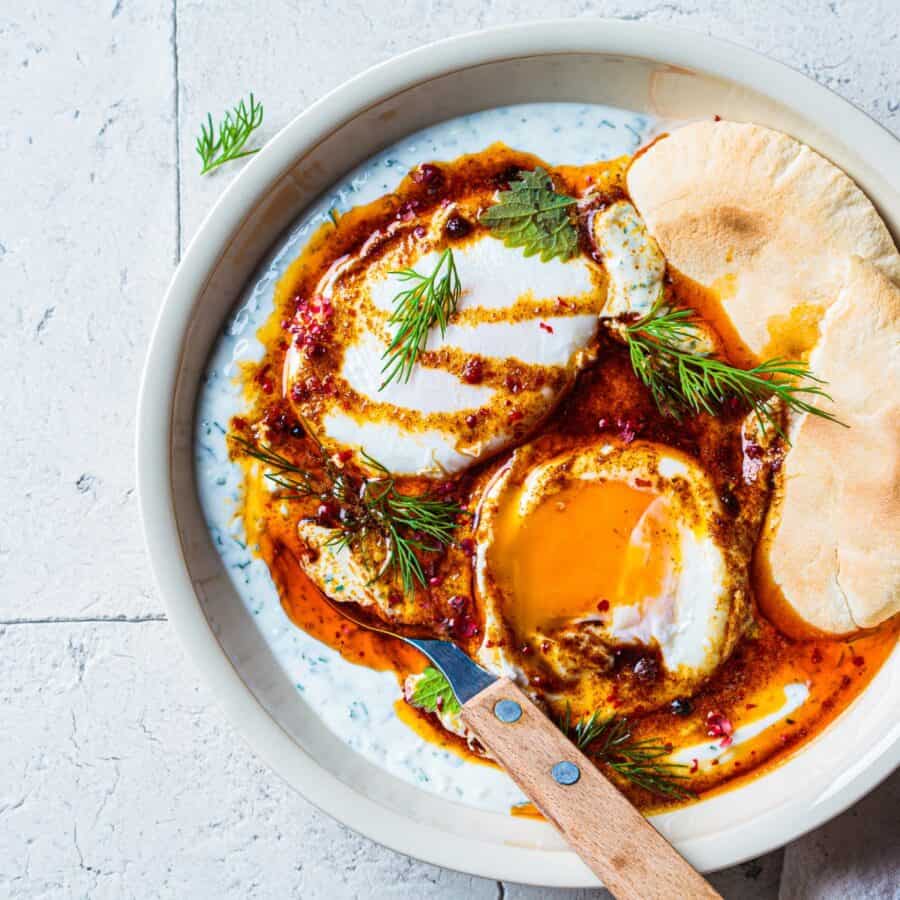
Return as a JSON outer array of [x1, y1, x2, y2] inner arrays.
[[494, 699, 522, 723], [551, 761, 581, 785]]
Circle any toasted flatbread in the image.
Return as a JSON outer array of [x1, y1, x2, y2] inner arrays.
[[629, 121, 900, 633], [627, 121, 900, 360], [758, 257, 900, 633]]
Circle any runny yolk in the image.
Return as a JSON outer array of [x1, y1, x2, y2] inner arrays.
[[489, 478, 674, 635]]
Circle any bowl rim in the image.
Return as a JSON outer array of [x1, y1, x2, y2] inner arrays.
[[137, 17, 900, 886]]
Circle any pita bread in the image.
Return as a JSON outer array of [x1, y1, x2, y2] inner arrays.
[[627, 121, 900, 360], [758, 257, 900, 633]]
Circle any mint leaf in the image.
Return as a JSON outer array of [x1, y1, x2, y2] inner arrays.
[[410, 667, 460, 715], [480, 167, 578, 262]]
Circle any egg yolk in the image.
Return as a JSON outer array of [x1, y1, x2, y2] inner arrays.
[[489, 478, 676, 635]]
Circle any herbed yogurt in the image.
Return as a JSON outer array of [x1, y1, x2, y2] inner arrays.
[[194, 102, 658, 812]]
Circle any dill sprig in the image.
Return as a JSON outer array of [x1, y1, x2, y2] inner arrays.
[[622, 303, 844, 435], [196, 93, 264, 175], [380, 248, 462, 389], [559, 706, 692, 801], [230, 433, 461, 597], [229, 437, 323, 498]]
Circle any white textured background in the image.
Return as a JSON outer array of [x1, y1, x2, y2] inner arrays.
[[2, 1, 899, 897]]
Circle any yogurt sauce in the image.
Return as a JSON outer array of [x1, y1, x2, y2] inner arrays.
[[194, 102, 659, 812]]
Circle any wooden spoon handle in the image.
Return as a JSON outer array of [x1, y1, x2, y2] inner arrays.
[[460, 678, 720, 900]]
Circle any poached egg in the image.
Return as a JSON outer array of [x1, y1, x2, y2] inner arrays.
[[284, 201, 607, 477], [474, 439, 750, 715]]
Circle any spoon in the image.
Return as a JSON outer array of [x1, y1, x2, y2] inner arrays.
[[320, 594, 721, 900]]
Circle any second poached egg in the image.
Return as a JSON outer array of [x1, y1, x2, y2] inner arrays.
[[474, 439, 750, 715]]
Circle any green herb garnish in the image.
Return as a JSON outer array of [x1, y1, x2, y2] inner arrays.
[[230, 434, 461, 597], [622, 302, 843, 435], [380, 248, 462, 389], [480, 167, 578, 262], [559, 705, 692, 801], [410, 666, 461, 715], [196, 93, 264, 175]]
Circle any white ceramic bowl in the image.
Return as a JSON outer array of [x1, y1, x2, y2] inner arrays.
[[137, 19, 900, 887]]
